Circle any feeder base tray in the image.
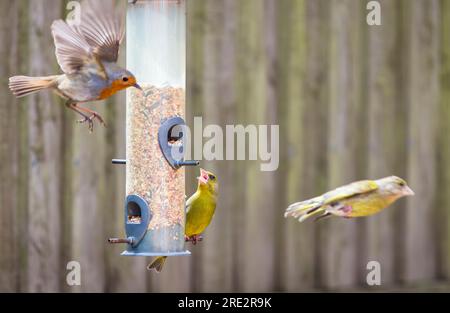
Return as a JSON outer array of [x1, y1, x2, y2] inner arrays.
[[121, 250, 191, 257]]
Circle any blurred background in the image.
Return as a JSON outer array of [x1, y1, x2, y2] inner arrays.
[[0, 0, 449, 292]]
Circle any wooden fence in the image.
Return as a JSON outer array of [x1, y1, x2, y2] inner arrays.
[[0, 0, 449, 292]]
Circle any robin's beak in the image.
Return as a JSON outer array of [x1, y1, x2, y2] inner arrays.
[[133, 83, 143, 91]]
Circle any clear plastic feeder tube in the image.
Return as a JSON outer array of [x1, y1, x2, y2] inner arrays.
[[125, 0, 187, 255]]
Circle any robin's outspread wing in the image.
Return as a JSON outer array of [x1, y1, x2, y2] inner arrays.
[[51, 0, 124, 77], [51, 20, 92, 74], [79, 0, 125, 63]]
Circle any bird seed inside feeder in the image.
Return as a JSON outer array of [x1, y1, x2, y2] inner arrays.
[[127, 84, 186, 231]]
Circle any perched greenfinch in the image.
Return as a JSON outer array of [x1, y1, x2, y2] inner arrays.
[[8, 0, 141, 132], [285, 176, 414, 222], [147, 168, 218, 272]]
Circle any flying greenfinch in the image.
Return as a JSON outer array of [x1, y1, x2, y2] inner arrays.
[[285, 176, 414, 222], [8, 0, 142, 132], [147, 168, 218, 272]]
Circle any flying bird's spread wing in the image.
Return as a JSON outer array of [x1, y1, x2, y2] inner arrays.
[[79, 0, 125, 63], [51, 20, 92, 74], [285, 180, 378, 220], [321, 180, 378, 205], [51, 0, 124, 76]]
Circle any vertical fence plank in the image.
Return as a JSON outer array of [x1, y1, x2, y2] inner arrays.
[[437, 0, 450, 280], [185, 0, 207, 292], [260, 0, 279, 291], [230, 0, 247, 290], [26, 0, 64, 292], [278, 0, 311, 292], [302, 0, 331, 290], [0, 0, 22, 292], [364, 0, 405, 286], [235, 0, 274, 292], [193, 0, 236, 292], [184, 0, 218, 292], [15, 1, 31, 292], [212, 0, 238, 292], [59, 107, 74, 293], [404, 0, 440, 283], [70, 108, 107, 292], [321, 0, 366, 289], [232, 0, 264, 291], [247, 0, 278, 292], [273, 0, 288, 291]]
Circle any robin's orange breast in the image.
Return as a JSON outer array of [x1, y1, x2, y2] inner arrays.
[[98, 79, 126, 100]]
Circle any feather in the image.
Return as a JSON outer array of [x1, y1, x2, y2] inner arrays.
[[321, 180, 379, 205], [9, 75, 59, 97], [147, 256, 167, 273], [50, 0, 124, 75], [51, 20, 92, 74], [79, 0, 124, 63]]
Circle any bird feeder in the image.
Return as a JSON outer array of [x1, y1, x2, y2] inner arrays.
[[109, 0, 197, 257]]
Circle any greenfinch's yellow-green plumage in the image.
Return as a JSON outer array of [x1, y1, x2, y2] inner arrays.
[[147, 168, 218, 272], [285, 176, 414, 222]]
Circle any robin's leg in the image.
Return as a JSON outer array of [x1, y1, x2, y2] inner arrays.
[[65, 101, 95, 132], [75, 105, 106, 127]]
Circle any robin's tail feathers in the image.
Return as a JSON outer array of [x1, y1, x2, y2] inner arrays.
[[147, 256, 167, 273], [9, 75, 59, 98]]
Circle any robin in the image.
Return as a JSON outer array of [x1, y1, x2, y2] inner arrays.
[[8, 0, 141, 132]]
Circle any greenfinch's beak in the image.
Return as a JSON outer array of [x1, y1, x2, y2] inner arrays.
[[133, 83, 143, 91], [403, 186, 415, 196], [198, 168, 209, 185]]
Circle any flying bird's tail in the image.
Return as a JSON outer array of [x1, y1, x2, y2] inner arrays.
[[9, 75, 59, 98], [284, 196, 327, 222], [147, 256, 167, 273]]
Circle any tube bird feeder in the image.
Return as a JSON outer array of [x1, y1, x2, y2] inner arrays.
[[110, 0, 196, 257]]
